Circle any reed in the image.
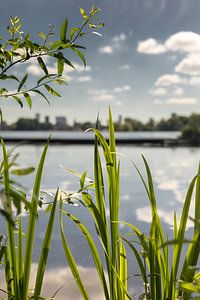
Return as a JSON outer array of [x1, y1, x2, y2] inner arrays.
[[0, 140, 58, 300], [60, 108, 200, 300]]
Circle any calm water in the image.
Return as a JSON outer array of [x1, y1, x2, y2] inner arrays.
[[0, 143, 199, 299]]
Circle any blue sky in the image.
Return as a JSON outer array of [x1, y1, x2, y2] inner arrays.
[[1, 0, 200, 125]]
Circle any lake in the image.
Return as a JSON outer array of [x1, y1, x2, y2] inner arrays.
[[0, 140, 199, 299]]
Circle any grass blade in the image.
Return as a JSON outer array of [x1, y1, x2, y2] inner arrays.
[[59, 201, 90, 300], [23, 140, 49, 299], [34, 189, 59, 297]]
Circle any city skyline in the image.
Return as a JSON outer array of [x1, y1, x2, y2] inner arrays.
[[1, 0, 200, 124]]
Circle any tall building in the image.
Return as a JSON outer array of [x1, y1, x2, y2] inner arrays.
[[55, 116, 67, 129]]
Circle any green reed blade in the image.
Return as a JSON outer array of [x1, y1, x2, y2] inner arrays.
[[122, 237, 149, 289], [108, 106, 116, 169], [180, 232, 200, 283], [169, 174, 197, 299], [94, 135, 107, 225], [195, 163, 200, 234], [23, 140, 49, 300], [17, 216, 23, 292], [119, 239, 128, 300], [34, 189, 58, 298], [62, 209, 110, 300], [59, 201, 90, 300], [1, 139, 19, 298]]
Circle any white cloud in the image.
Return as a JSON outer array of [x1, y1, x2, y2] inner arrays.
[[189, 76, 200, 86], [27, 64, 43, 76], [93, 94, 115, 101], [150, 87, 167, 96], [99, 45, 113, 54], [138, 31, 200, 55], [99, 32, 127, 54], [165, 31, 200, 53], [173, 87, 184, 96], [158, 180, 179, 191], [166, 97, 198, 105], [137, 38, 166, 54], [77, 76, 92, 82], [113, 85, 130, 93], [175, 52, 200, 75], [136, 206, 193, 229], [155, 74, 186, 86], [115, 100, 123, 106], [112, 33, 127, 43], [119, 64, 131, 70]]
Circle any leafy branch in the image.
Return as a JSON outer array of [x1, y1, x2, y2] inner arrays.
[[0, 6, 104, 110]]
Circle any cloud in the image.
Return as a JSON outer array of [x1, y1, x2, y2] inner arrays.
[[189, 76, 200, 86], [93, 94, 115, 101], [136, 206, 193, 229], [77, 76, 92, 82], [99, 45, 113, 54], [173, 87, 184, 96], [0, 264, 106, 300], [165, 32, 200, 53], [99, 32, 127, 54], [113, 85, 130, 93], [175, 52, 200, 75], [150, 87, 167, 96], [137, 38, 166, 54], [166, 97, 198, 105], [155, 74, 186, 86], [137, 31, 200, 55], [112, 33, 127, 43]]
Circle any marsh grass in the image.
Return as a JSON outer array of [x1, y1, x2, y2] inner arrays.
[[0, 108, 199, 300], [60, 108, 200, 300], [0, 139, 58, 300]]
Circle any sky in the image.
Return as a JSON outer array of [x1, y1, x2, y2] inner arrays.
[[1, 0, 200, 125]]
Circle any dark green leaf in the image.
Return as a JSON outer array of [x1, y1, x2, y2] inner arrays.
[[32, 89, 50, 105], [37, 57, 48, 75], [23, 93, 32, 109], [11, 167, 35, 176], [72, 48, 86, 67], [12, 96, 23, 108], [60, 19, 68, 43], [44, 84, 61, 97], [18, 73, 28, 92]]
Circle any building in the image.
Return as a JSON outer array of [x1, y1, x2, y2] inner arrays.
[[55, 116, 67, 130]]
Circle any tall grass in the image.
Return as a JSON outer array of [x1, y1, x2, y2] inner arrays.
[[60, 108, 200, 300], [0, 139, 58, 300], [0, 109, 199, 299]]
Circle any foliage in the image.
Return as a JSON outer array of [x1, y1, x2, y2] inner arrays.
[[59, 109, 200, 300], [0, 6, 104, 112]]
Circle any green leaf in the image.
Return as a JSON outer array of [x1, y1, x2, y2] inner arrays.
[[70, 27, 80, 40], [80, 8, 89, 20], [12, 96, 23, 108], [37, 57, 48, 75], [32, 89, 50, 105], [44, 84, 61, 97], [34, 189, 58, 297], [38, 31, 46, 40], [18, 73, 28, 92], [11, 167, 35, 176], [57, 53, 64, 75], [60, 19, 68, 43], [72, 47, 86, 67], [23, 93, 32, 109]]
